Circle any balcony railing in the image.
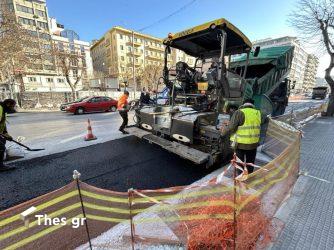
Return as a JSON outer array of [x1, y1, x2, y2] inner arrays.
[[127, 51, 142, 56], [146, 44, 164, 51], [126, 40, 142, 46], [146, 54, 163, 60]]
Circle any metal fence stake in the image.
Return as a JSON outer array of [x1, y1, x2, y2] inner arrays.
[[73, 170, 92, 250], [232, 154, 237, 250], [128, 188, 135, 250]]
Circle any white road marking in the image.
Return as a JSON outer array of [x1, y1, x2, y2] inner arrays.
[[59, 134, 87, 144]]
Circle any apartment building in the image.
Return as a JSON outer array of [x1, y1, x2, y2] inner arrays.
[[4, 0, 55, 75], [1, 0, 93, 93], [303, 54, 319, 92], [254, 36, 309, 92], [90, 26, 194, 87]]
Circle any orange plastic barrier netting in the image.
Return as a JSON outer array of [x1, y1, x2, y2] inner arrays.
[[0, 119, 301, 250]]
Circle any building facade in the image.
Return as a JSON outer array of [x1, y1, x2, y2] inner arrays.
[[253, 36, 309, 92], [1, 0, 93, 93], [90, 26, 194, 88], [302, 54, 319, 92]]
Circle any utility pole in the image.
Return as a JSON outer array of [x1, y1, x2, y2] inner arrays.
[[131, 31, 136, 99]]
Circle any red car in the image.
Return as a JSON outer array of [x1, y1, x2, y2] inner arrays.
[[66, 96, 118, 115]]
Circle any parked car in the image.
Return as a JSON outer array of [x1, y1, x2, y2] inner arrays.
[[60, 96, 89, 111], [65, 96, 118, 115], [312, 86, 328, 99]]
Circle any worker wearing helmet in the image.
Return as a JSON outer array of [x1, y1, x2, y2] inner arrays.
[[0, 99, 17, 172], [221, 99, 262, 174], [117, 90, 130, 134]]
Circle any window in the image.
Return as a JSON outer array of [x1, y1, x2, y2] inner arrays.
[[134, 38, 137, 42], [71, 59, 78, 66], [72, 69, 78, 77], [91, 97, 102, 103], [82, 58, 86, 67], [80, 45, 85, 54], [102, 97, 111, 101], [46, 78, 53, 83], [58, 42, 64, 51], [119, 34, 123, 39], [36, 9, 46, 17], [28, 77, 37, 82], [18, 17, 35, 26], [44, 55, 53, 62], [57, 78, 65, 83], [37, 21, 48, 30], [69, 43, 75, 53], [39, 33, 51, 40], [120, 45, 124, 50], [43, 43, 51, 50], [47, 65, 56, 71], [16, 4, 33, 14], [127, 46, 132, 52], [121, 56, 125, 61]]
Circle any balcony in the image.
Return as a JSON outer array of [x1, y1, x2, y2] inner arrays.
[[146, 54, 163, 61], [126, 40, 142, 46], [146, 44, 164, 51], [127, 51, 142, 57], [127, 61, 141, 67]]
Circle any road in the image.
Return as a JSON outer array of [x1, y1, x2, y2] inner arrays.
[[6, 110, 132, 160], [0, 99, 326, 211], [285, 98, 325, 113], [6, 98, 325, 156]]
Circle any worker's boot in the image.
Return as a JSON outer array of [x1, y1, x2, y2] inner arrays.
[[0, 151, 15, 172]]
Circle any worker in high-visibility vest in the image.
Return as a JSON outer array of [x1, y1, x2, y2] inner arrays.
[[221, 99, 262, 174], [0, 99, 17, 172], [117, 90, 130, 134]]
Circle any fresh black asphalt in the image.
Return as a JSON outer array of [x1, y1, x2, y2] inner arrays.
[[0, 136, 212, 211]]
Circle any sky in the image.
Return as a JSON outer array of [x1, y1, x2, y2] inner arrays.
[[47, 0, 329, 77]]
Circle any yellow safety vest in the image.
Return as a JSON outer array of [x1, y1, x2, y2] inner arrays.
[[230, 107, 261, 144], [0, 105, 6, 134]]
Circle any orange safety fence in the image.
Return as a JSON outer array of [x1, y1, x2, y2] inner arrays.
[[0, 119, 301, 250]]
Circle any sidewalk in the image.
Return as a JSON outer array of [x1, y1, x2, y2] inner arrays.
[[272, 116, 334, 249]]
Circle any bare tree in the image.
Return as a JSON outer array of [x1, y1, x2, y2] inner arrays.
[[290, 0, 334, 116], [53, 42, 85, 100], [119, 66, 142, 89], [141, 64, 163, 91], [0, 4, 36, 96]]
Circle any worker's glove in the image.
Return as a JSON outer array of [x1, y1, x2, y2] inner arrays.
[[3, 133, 13, 141]]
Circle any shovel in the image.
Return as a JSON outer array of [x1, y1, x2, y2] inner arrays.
[[10, 139, 45, 152], [0, 134, 45, 152]]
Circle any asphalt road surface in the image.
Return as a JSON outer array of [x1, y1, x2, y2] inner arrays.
[[0, 99, 325, 211], [0, 136, 212, 211]]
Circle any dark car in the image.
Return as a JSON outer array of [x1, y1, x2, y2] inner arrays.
[[60, 96, 89, 111], [312, 86, 328, 99], [65, 96, 118, 115]]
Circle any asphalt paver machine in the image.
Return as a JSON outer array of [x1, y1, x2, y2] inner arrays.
[[126, 18, 294, 167]]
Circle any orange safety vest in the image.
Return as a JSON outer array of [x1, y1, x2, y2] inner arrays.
[[117, 94, 128, 110]]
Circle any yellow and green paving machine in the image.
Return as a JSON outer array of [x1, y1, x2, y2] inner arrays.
[[126, 18, 294, 167]]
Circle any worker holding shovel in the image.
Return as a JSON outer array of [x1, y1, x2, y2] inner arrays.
[[0, 99, 17, 172]]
